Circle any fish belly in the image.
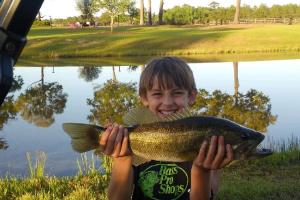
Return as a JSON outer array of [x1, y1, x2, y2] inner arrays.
[[130, 131, 208, 162]]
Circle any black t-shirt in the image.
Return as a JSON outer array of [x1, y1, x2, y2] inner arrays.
[[132, 160, 192, 200]]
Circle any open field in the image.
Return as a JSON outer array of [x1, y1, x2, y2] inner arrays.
[[21, 24, 300, 61]]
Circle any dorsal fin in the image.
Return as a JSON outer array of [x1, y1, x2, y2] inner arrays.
[[123, 107, 195, 125], [123, 107, 161, 125], [163, 108, 195, 122]]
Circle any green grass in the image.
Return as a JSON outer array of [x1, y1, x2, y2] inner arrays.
[[0, 138, 299, 200], [218, 153, 300, 200], [21, 24, 300, 61], [0, 153, 110, 200], [218, 137, 300, 200]]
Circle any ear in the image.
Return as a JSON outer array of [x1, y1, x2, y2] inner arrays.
[[140, 96, 149, 107], [188, 89, 198, 106]]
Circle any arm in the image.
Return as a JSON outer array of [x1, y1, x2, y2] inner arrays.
[[108, 156, 134, 200], [190, 164, 211, 200], [190, 136, 233, 200], [99, 124, 134, 200]]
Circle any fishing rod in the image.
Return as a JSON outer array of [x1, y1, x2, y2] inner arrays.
[[0, 0, 44, 105]]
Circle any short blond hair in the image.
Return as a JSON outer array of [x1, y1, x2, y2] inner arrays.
[[139, 57, 196, 97]]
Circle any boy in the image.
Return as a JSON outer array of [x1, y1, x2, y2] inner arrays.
[[99, 57, 233, 200]]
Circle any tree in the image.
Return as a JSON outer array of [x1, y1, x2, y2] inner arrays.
[[164, 5, 194, 25], [158, 0, 164, 25], [87, 80, 139, 124], [76, 0, 99, 24], [233, 62, 239, 105], [192, 89, 277, 132], [78, 66, 102, 82], [98, 11, 111, 25], [127, 1, 139, 24], [140, 0, 144, 25], [0, 96, 18, 130], [254, 4, 269, 18], [208, 1, 219, 9], [0, 74, 24, 131], [36, 11, 44, 21], [16, 67, 67, 127], [233, 0, 241, 24], [98, 0, 132, 32], [147, 0, 152, 25], [0, 137, 8, 150]]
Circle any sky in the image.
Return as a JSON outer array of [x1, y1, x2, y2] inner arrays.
[[40, 0, 300, 19]]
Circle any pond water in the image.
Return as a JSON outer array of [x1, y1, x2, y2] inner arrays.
[[0, 59, 300, 177]]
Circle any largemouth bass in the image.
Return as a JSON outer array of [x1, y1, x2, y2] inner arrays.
[[63, 107, 272, 165]]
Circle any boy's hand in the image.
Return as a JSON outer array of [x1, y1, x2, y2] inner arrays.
[[193, 136, 233, 170], [99, 123, 133, 158]]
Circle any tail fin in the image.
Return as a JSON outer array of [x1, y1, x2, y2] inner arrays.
[[63, 123, 104, 153]]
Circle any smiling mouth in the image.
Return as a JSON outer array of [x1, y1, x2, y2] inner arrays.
[[159, 110, 177, 116]]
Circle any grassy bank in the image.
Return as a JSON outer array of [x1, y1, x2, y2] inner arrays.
[[21, 24, 300, 61], [0, 139, 299, 200]]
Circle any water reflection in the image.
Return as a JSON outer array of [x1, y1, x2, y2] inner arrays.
[[0, 74, 24, 130], [0, 73, 24, 150], [85, 67, 276, 134], [0, 63, 278, 139], [87, 79, 140, 124], [1, 60, 290, 176], [87, 81, 276, 132], [78, 66, 102, 82], [192, 89, 277, 132], [0, 137, 8, 150], [15, 67, 68, 127], [128, 65, 139, 71]]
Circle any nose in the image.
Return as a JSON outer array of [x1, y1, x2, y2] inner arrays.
[[162, 95, 174, 105]]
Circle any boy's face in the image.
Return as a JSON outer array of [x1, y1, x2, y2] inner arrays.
[[141, 77, 197, 119]]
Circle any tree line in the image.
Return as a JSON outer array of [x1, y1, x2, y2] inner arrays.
[[37, 1, 300, 29]]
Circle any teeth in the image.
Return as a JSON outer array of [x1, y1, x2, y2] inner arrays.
[[160, 111, 175, 115]]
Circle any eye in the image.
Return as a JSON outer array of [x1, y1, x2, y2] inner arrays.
[[241, 134, 248, 140], [152, 92, 162, 96], [173, 91, 185, 96]]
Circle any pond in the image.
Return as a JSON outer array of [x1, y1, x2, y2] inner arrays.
[[0, 59, 300, 177]]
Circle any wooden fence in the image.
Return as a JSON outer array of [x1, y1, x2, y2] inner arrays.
[[238, 18, 300, 24]]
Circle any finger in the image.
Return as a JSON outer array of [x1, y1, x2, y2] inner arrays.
[[203, 136, 218, 167], [220, 144, 234, 168], [211, 136, 225, 169], [99, 125, 113, 151], [104, 123, 113, 129], [104, 124, 119, 155], [193, 140, 209, 168], [112, 125, 124, 157], [120, 128, 131, 156]]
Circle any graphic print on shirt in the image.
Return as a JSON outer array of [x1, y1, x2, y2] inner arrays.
[[138, 163, 189, 200]]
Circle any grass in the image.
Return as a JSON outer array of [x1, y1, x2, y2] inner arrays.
[[26, 151, 47, 178], [21, 24, 300, 62], [218, 153, 300, 200], [218, 136, 300, 200], [0, 137, 299, 199], [0, 153, 110, 200]]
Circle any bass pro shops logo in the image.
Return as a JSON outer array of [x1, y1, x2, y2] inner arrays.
[[138, 163, 189, 200]]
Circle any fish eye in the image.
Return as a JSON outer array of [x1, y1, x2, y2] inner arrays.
[[240, 134, 248, 140]]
